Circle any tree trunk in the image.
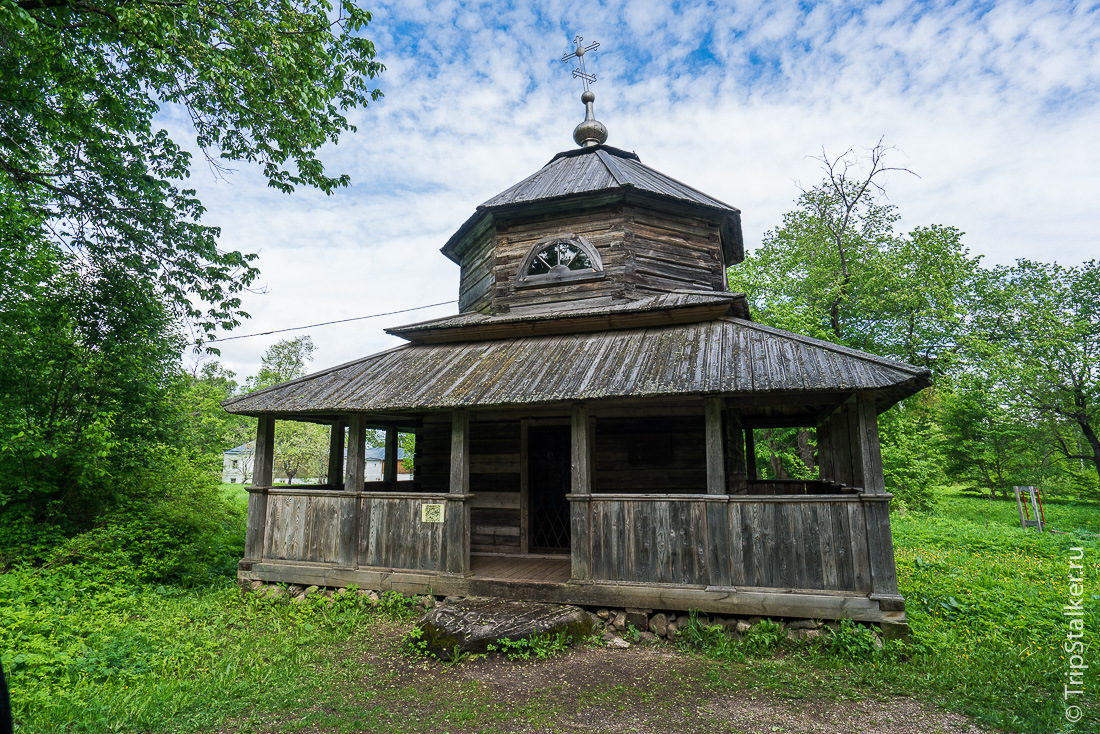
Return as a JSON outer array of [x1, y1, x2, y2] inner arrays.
[[1079, 418, 1100, 486], [765, 430, 789, 480], [796, 429, 814, 472]]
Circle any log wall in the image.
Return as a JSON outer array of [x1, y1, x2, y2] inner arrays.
[[416, 415, 523, 553], [491, 208, 627, 312], [593, 415, 707, 493], [581, 494, 873, 592], [458, 230, 495, 313], [482, 204, 727, 314]]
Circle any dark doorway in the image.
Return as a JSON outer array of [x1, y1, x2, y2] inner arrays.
[[527, 425, 571, 553]]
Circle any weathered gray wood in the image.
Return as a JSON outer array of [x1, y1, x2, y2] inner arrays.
[[831, 502, 853, 590], [445, 410, 472, 574], [818, 501, 838, 589], [622, 499, 635, 579], [727, 502, 745, 586], [705, 398, 726, 495], [847, 501, 872, 592], [724, 408, 747, 494], [570, 405, 592, 495], [327, 422, 346, 487], [773, 502, 791, 587], [244, 560, 899, 625], [788, 501, 807, 588], [345, 414, 367, 492], [245, 415, 276, 559], [654, 500, 670, 584], [745, 428, 758, 481], [746, 501, 765, 586], [569, 496, 591, 581], [707, 499, 731, 587], [519, 421, 529, 554], [366, 499, 385, 567], [357, 496, 371, 564], [856, 393, 886, 494], [691, 500, 709, 584], [802, 503, 824, 590], [384, 426, 399, 484], [863, 495, 902, 599], [449, 409, 470, 496], [570, 405, 592, 580]]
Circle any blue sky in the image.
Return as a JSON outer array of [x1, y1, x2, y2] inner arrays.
[[185, 0, 1100, 379]]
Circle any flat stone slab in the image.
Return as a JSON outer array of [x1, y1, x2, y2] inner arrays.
[[415, 597, 592, 661]]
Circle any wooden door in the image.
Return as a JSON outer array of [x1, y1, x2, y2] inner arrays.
[[527, 425, 571, 553]]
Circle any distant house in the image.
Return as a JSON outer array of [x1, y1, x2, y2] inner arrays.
[[222, 443, 255, 484], [221, 443, 410, 484]]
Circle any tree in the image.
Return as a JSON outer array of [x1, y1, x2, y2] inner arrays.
[[968, 260, 1100, 490], [247, 336, 317, 391], [729, 142, 980, 373], [938, 377, 1048, 498], [2, 0, 383, 340], [249, 337, 328, 484], [728, 142, 991, 508]]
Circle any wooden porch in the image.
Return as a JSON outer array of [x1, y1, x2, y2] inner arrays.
[[239, 391, 905, 627]]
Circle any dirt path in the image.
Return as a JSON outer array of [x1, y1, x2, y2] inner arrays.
[[348, 624, 992, 734]]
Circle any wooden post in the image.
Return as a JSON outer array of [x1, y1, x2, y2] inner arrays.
[[855, 392, 903, 607], [327, 421, 346, 488], [338, 414, 366, 567], [855, 393, 885, 494], [570, 404, 592, 581], [745, 428, 758, 481], [446, 409, 471, 574], [244, 415, 275, 560], [519, 420, 529, 555], [705, 398, 726, 495], [724, 407, 747, 494], [345, 414, 366, 492], [384, 426, 398, 484]]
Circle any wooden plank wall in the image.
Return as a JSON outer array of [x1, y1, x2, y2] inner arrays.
[[623, 205, 726, 293], [358, 495, 446, 572], [262, 491, 448, 572], [491, 208, 628, 312], [816, 403, 864, 488], [593, 416, 707, 493], [263, 492, 350, 565], [587, 496, 872, 593], [417, 416, 523, 553], [458, 231, 495, 313]]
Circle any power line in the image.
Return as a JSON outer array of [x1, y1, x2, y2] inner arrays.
[[214, 300, 458, 342]]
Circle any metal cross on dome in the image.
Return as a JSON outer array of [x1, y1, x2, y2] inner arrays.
[[561, 35, 600, 91]]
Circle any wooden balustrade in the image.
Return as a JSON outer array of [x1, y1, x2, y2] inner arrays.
[[574, 492, 876, 593]]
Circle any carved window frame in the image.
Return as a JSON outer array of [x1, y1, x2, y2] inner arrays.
[[515, 233, 605, 289]]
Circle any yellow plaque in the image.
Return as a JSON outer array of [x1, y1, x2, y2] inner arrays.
[[421, 503, 444, 523]]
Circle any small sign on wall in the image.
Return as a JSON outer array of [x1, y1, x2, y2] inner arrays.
[[421, 503, 444, 523]]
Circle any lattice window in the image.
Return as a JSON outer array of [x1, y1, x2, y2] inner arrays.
[[517, 233, 604, 287]]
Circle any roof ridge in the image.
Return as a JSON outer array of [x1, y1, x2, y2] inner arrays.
[[595, 148, 630, 187]]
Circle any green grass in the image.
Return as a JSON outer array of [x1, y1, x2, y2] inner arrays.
[[2, 486, 1096, 733]]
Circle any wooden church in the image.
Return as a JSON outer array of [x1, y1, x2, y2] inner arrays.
[[224, 75, 930, 634]]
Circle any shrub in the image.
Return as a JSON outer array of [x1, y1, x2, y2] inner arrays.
[[40, 449, 244, 586]]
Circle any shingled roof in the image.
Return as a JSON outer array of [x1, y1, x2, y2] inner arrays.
[[222, 317, 931, 420], [441, 144, 744, 266]]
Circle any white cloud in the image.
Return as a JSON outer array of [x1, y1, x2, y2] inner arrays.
[[181, 0, 1100, 382]]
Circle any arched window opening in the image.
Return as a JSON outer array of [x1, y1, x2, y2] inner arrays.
[[516, 234, 604, 287]]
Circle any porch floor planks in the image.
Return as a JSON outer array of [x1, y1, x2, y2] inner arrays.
[[471, 555, 571, 583]]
